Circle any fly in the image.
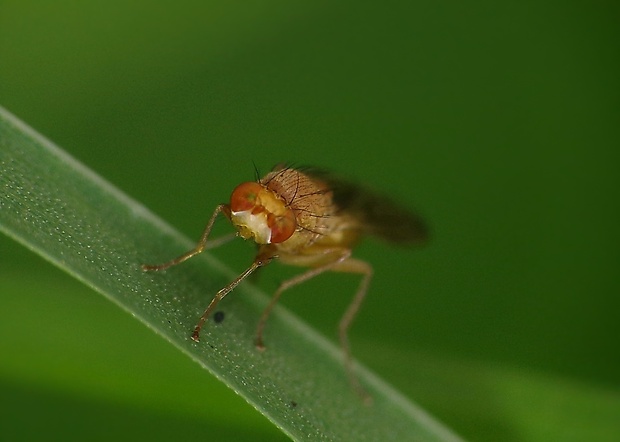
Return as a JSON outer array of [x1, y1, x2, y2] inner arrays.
[[142, 164, 428, 400]]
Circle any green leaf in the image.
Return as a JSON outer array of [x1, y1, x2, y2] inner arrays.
[[0, 106, 463, 441]]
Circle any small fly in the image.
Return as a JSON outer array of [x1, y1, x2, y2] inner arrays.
[[142, 164, 428, 400]]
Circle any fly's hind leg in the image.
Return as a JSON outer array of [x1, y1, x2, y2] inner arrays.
[[333, 258, 373, 403], [254, 248, 352, 350], [254, 250, 373, 402]]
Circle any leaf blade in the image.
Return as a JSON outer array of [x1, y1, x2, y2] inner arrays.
[[0, 106, 463, 441]]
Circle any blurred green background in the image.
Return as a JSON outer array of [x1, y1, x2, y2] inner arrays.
[[1, 1, 618, 441]]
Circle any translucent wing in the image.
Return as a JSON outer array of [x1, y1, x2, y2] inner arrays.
[[303, 168, 429, 246]]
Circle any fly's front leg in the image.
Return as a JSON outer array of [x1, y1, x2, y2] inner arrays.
[[191, 256, 272, 342], [142, 204, 230, 271]]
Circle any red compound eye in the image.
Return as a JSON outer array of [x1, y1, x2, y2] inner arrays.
[[230, 182, 262, 212], [268, 210, 296, 243]]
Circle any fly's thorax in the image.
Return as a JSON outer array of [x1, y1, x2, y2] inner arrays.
[[261, 168, 336, 244]]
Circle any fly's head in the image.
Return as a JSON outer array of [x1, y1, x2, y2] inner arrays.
[[229, 182, 297, 244]]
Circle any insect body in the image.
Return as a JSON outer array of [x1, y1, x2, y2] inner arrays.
[[142, 165, 427, 399]]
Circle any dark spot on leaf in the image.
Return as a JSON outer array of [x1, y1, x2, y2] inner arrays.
[[214, 311, 225, 323]]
